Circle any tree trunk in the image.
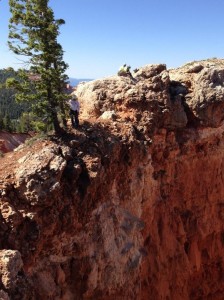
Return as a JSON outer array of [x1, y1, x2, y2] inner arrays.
[[59, 101, 67, 128], [47, 82, 62, 134], [51, 109, 61, 134]]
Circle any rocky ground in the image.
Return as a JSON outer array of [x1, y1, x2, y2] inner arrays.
[[1, 58, 224, 299]]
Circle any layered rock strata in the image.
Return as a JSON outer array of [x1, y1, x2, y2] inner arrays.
[[0, 132, 30, 153], [1, 59, 224, 299]]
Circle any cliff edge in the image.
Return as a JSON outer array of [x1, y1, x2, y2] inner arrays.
[[1, 59, 224, 299]]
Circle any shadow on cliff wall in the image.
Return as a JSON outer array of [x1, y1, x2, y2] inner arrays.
[[170, 80, 200, 128], [54, 120, 126, 217]]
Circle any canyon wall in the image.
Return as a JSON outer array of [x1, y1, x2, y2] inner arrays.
[[1, 59, 224, 299]]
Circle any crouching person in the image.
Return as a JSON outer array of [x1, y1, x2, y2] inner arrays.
[[118, 64, 134, 80]]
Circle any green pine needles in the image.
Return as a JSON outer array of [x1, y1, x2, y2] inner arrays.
[[8, 0, 69, 133]]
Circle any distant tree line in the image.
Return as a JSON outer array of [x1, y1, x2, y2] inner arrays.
[[0, 67, 50, 133], [0, 67, 33, 132]]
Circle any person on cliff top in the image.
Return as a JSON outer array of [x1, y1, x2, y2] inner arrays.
[[68, 95, 80, 128], [117, 64, 134, 79]]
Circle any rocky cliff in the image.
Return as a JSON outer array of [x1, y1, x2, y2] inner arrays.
[[1, 59, 224, 299]]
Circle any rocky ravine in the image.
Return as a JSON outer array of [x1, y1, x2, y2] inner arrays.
[[1, 59, 224, 299]]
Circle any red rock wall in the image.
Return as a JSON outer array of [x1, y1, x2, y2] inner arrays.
[[1, 123, 224, 299], [140, 126, 224, 300]]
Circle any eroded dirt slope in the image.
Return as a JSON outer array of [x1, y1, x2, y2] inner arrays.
[[0, 131, 30, 153]]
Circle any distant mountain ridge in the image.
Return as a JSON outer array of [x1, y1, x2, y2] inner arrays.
[[69, 78, 93, 87]]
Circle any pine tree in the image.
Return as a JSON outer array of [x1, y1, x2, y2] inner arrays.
[[8, 0, 69, 134], [3, 114, 12, 132], [18, 112, 32, 133], [0, 114, 4, 130]]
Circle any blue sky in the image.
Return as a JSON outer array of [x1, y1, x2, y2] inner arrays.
[[0, 0, 223, 79]]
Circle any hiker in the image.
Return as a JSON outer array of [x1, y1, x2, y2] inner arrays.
[[68, 95, 80, 128], [118, 64, 134, 79]]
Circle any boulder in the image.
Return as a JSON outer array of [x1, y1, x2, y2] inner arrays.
[[170, 58, 224, 127], [14, 144, 66, 205]]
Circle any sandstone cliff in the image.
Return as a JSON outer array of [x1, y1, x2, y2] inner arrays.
[[1, 59, 224, 299]]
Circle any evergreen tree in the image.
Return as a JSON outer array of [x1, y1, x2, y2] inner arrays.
[[8, 0, 69, 134], [0, 68, 28, 123], [0, 114, 4, 130], [3, 114, 12, 132], [18, 112, 32, 133]]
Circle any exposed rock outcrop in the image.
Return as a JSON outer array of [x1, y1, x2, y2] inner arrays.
[[1, 59, 224, 299], [75, 63, 188, 130]]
